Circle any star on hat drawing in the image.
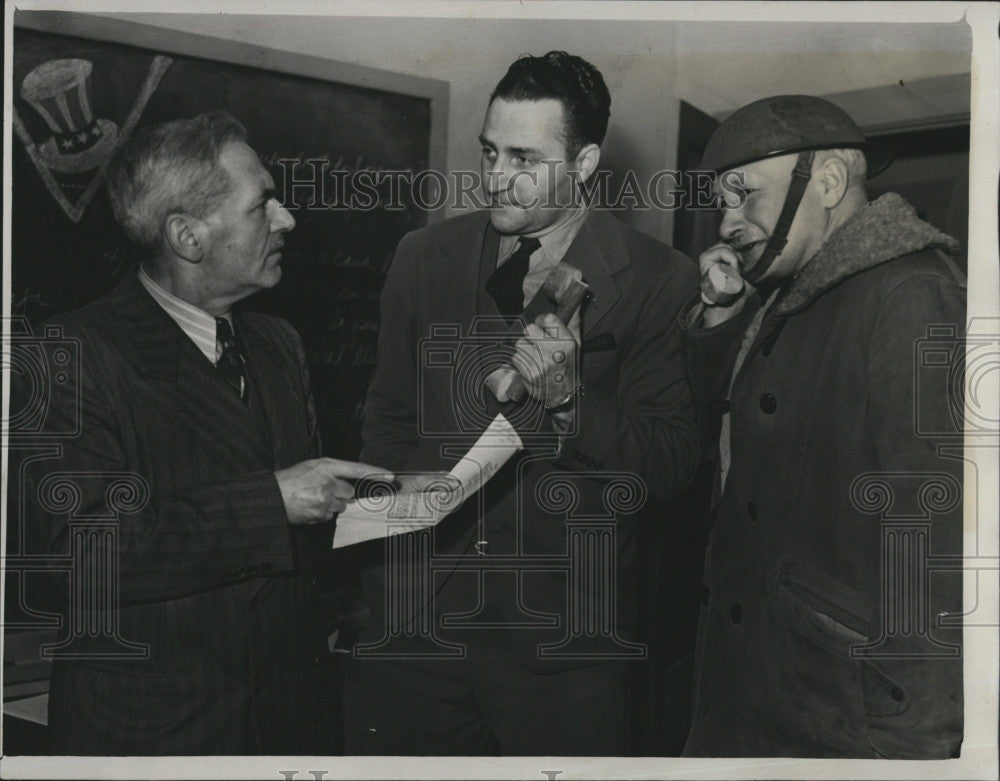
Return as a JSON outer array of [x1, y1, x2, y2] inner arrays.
[[14, 54, 173, 223], [20, 58, 121, 174]]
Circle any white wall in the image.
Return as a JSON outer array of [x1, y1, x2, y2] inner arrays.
[[93, 13, 682, 242], [673, 19, 972, 119], [83, 12, 972, 246]]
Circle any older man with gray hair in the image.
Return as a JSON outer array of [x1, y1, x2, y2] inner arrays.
[[19, 111, 387, 754]]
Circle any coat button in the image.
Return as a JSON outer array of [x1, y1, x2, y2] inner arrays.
[[747, 501, 758, 522], [890, 686, 905, 702], [730, 602, 743, 624], [759, 393, 777, 414]]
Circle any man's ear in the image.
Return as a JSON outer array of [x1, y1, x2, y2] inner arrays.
[[817, 156, 849, 209], [164, 213, 205, 263], [573, 143, 601, 185]]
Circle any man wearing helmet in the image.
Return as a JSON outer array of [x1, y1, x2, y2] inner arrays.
[[682, 95, 965, 757]]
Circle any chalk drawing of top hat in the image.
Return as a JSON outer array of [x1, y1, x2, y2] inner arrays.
[[20, 58, 119, 174]]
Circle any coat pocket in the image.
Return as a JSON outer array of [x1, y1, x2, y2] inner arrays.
[[581, 347, 620, 386], [769, 560, 910, 731], [769, 559, 874, 657]]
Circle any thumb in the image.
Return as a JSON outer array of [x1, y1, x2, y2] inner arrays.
[[324, 459, 394, 482], [699, 242, 742, 275]]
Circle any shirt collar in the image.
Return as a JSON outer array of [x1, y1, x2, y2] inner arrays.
[[138, 266, 229, 365], [498, 204, 590, 266]]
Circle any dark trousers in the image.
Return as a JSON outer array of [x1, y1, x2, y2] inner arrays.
[[343, 627, 627, 756]]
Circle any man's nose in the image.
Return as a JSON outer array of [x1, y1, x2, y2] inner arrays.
[[718, 204, 744, 241], [483, 160, 510, 195], [269, 199, 296, 232]]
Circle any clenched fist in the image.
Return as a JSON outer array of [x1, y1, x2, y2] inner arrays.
[[511, 312, 580, 408], [699, 242, 753, 327]]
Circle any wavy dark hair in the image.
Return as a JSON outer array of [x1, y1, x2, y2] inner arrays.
[[490, 51, 611, 158]]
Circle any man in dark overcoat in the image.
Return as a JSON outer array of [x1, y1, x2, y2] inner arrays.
[[682, 95, 965, 758]]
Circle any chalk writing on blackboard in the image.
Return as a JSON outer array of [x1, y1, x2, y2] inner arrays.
[[12, 24, 435, 460]]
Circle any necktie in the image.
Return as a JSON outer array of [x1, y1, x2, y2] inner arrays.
[[486, 237, 541, 318], [215, 316, 247, 402]]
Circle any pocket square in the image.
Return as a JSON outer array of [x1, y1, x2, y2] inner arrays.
[[582, 332, 617, 352]]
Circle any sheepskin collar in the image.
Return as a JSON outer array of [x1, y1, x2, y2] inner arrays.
[[775, 192, 960, 314]]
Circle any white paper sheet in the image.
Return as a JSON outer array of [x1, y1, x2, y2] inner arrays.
[[332, 413, 523, 549]]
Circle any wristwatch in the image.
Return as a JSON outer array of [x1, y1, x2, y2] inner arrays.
[[546, 382, 583, 414]]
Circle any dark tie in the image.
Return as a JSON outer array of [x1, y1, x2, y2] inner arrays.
[[215, 316, 247, 402], [486, 237, 541, 318]]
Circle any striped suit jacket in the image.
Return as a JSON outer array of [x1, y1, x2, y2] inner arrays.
[[19, 272, 322, 754]]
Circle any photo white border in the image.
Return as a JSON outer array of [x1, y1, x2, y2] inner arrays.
[[3, 2, 997, 779]]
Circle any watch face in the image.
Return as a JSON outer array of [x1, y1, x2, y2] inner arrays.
[[546, 386, 579, 414]]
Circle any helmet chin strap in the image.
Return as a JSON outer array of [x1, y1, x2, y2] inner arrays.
[[741, 150, 815, 285]]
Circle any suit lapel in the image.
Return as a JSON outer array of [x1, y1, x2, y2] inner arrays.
[[423, 215, 497, 419], [238, 315, 305, 468], [113, 273, 188, 382], [419, 211, 628, 420], [562, 210, 624, 338], [437, 210, 628, 333], [114, 273, 272, 467], [450, 214, 493, 333]]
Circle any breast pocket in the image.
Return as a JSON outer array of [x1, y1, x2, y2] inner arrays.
[[581, 346, 621, 387]]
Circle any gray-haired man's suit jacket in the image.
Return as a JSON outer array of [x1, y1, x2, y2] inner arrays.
[[18, 272, 321, 754]]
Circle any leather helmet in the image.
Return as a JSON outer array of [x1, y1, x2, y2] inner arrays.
[[701, 94, 893, 178]]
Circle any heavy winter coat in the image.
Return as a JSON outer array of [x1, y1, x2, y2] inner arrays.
[[682, 193, 965, 758]]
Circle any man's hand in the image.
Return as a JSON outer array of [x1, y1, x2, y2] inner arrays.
[[275, 458, 392, 524], [699, 243, 753, 327], [512, 313, 579, 408]]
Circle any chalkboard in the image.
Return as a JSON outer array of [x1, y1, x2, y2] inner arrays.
[[11, 12, 448, 459]]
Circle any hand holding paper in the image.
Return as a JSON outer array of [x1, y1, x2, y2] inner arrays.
[[332, 414, 523, 549], [276, 457, 392, 524]]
